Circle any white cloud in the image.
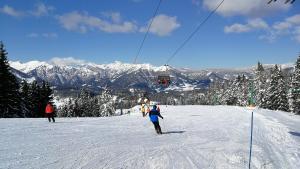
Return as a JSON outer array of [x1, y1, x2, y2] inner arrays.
[[293, 26, 300, 43], [30, 3, 55, 17], [50, 57, 87, 66], [224, 23, 251, 33], [266, 14, 300, 42], [140, 14, 180, 36], [203, 0, 290, 17], [225, 14, 300, 43], [248, 18, 269, 29], [27, 33, 58, 38], [224, 18, 268, 33], [27, 33, 39, 38], [286, 14, 300, 25], [0, 5, 24, 17], [102, 12, 122, 23], [258, 31, 277, 43], [273, 14, 300, 31], [57, 11, 138, 33], [273, 22, 292, 31], [42, 33, 58, 38], [1, 3, 54, 18], [58, 12, 180, 36]]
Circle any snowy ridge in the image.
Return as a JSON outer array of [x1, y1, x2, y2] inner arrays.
[[9, 60, 53, 73], [96, 61, 166, 72], [9, 60, 294, 93], [10, 60, 165, 73], [9, 60, 210, 92]]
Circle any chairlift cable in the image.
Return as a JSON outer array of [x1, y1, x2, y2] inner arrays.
[[268, 0, 296, 4], [133, 0, 163, 64], [165, 0, 225, 65]]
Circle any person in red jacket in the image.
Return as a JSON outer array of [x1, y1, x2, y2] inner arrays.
[[45, 102, 55, 122]]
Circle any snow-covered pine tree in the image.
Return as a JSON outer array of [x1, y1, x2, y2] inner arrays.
[[265, 65, 289, 111], [67, 99, 77, 117], [98, 88, 116, 116], [265, 65, 280, 110], [0, 42, 22, 117], [20, 80, 31, 117], [91, 97, 101, 116], [254, 62, 267, 107], [221, 75, 247, 106], [58, 99, 73, 117], [57, 91, 94, 117], [207, 80, 224, 105], [73, 99, 81, 117], [276, 68, 289, 111], [28, 81, 41, 117], [220, 79, 234, 105], [289, 55, 300, 114], [58, 105, 68, 117], [77, 89, 93, 117], [238, 75, 249, 106]]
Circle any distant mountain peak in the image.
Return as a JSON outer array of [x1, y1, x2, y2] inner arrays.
[[9, 60, 52, 73]]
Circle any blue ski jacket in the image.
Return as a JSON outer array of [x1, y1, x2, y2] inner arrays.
[[148, 108, 163, 122]]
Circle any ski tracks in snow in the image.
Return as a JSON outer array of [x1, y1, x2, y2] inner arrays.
[[240, 107, 300, 169]]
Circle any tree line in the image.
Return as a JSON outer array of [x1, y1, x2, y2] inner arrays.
[[206, 56, 300, 114], [57, 88, 120, 117]]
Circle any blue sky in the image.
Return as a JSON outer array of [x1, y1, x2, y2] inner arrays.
[[0, 0, 300, 69]]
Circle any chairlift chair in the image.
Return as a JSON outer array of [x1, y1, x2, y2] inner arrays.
[[157, 75, 171, 86], [157, 65, 171, 87]]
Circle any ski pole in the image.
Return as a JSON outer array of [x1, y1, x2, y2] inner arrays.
[[162, 117, 166, 131]]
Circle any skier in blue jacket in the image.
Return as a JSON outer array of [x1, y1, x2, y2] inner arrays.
[[147, 105, 163, 134]]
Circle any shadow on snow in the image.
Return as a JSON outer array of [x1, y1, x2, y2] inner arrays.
[[289, 131, 300, 137], [162, 131, 185, 134]]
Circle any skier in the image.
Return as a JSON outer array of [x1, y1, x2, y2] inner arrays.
[[141, 104, 146, 117], [45, 102, 55, 123], [142, 98, 150, 117], [156, 104, 160, 112], [147, 105, 163, 134]]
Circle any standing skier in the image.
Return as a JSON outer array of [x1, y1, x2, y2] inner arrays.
[[147, 105, 163, 134], [45, 102, 55, 122], [141, 104, 146, 117], [141, 98, 150, 117]]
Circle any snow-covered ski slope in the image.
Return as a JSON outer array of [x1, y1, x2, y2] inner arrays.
[[1, 106, 299, 169]]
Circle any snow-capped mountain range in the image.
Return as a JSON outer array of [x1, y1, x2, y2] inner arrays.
[[9, 60, 294, 94]]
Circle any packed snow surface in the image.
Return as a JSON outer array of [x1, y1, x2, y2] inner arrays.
[[1, 106, 300, 169]]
